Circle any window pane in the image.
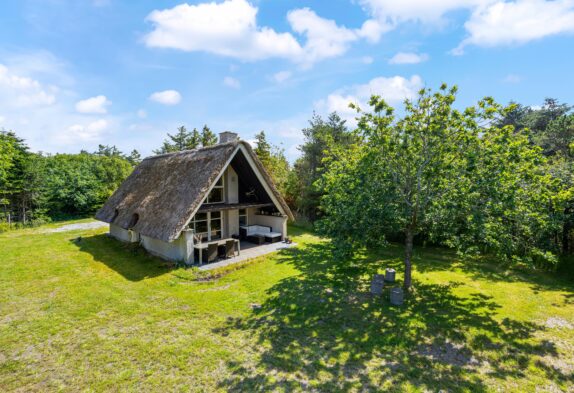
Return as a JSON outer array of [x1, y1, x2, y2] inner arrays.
[[196, 221, 208, 233], [211, 230, 221, 240], [208, 188, 223, 203], [194, 212, 207, 221], [239, 216, 247, 226], [211, 211, 221, 219], [239, 209, 246, 216], [210, 218, 222, 230]]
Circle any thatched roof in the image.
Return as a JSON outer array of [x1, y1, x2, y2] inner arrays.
[[95, 140, 293, 242]]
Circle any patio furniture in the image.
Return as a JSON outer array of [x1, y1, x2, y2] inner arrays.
[[249, 234, 265, 245], [265, 233, 282, 243], [202, 243, 219, 264], [194, 238, 240, 265], [224, 239, 237, 258], [240, 225, 282, 244]]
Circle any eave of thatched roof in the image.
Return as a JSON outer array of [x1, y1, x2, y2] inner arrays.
[[95, 140, 293, 242]]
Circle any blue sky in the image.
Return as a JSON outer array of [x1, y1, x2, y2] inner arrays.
[[1, 0, 573, 160]]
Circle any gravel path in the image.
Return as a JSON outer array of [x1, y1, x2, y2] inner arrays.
[[45, 221, 108, 233]]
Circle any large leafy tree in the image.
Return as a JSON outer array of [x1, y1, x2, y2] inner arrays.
[[319, 85, 562, 290]]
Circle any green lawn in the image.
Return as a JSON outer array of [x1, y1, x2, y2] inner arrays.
[[1, 220, 573, 392]]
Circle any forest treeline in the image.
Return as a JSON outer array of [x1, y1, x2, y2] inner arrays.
[[1, 90, 572, 272]]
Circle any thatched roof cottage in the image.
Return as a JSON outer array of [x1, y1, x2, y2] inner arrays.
[[96, 132, 293, 264]]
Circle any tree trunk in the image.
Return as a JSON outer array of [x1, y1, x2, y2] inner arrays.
[[404, 229, 414, 290]]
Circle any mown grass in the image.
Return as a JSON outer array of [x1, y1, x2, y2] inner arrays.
[[0, 220, 573, 392]]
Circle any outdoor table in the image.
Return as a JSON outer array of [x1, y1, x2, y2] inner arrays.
[[194, 238, 240, 266]]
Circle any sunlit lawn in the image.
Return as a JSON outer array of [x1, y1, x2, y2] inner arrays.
[[1, 220, 573, 392]]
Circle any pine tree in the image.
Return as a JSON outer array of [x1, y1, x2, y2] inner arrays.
[[201, 125, 217, 147]]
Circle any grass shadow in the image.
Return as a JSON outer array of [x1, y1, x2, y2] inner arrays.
[[214, 240, 570, 392], [70, 234, 173, 281]]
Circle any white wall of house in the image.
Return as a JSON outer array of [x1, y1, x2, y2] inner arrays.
[[227, 208, 240, 237], [140, 234, 186, 261], [110, 223, 139, 243], [225, 165, 238, 203], [246, 208, 288, 239]]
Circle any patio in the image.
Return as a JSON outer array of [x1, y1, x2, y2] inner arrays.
[[196, 240, 297, 271]]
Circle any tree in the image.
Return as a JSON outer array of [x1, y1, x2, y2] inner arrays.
[[289, 112, 356, 221], [318, 85, 561, 290], [253, 131, 290, 195], [155, 125, 217, 154], [127, 150, 142, 166], [154, 126, 200, 154], [201, 125, 217, 147], [95, 144, 123, 158]]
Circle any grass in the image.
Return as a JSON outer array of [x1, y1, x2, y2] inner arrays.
[[1, 219, 573, 392]]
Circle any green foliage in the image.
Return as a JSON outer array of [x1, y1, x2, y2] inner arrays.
[[154, 125, 217, 154], [41, 153, 133, 215], [288, 112, 356, 221], [200, 125, 217, 147], [0, 130, 135, 227], [253, 130, 290, 195], [318, 85, 565, 287]]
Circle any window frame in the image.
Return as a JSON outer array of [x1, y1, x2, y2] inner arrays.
[[238, 208, 248, 227], [206, 175, 225, 204], [189, 211, 223, 242]]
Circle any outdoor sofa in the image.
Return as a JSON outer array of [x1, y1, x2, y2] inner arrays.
[[240, 225, 282, 244]]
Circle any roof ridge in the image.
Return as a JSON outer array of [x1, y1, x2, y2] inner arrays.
[[143, 140, 239, 161]]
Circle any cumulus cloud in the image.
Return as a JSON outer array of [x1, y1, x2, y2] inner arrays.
[[453, 0, 574, 54], [149, 89, 181, 105], [360, 0, 574, 53], [223, 76, 241, 89], [58, 119, 110, 144], [389, 52, 429, 64], [143, 0, 386, 67], [0, 64, 56, 107], [75, 95, 111, 114], [315, 75, 424, 122]]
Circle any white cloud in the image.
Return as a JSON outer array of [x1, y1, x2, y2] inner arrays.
[[144, 0, 386, 67], [273, 70, 292, 83], [223, 76, 241, 89], [75, 95, 111, 114], [286, 8, 387, 67], [315, 75, 424, 123], [149, 89, 181, 105], [0, 64, 56, 107], [58, 119, 110, 144], [359, 0, 485, 24], [454, 0, 574, 54], [360, 0, 574, 54], [389, 52, 429, 64]]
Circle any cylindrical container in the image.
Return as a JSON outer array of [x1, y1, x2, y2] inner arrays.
[[390, 287, 404, 305], [370, 274, 385, 295], [385, 268, 396, 283]]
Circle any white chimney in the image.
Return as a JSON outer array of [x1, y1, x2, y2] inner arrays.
[[219, 131, 239, 144]]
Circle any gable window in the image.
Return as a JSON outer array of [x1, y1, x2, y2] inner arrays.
[[189, 211, 222, 242], [206, 176, 224, 203], [239, 208, 247, 226]]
